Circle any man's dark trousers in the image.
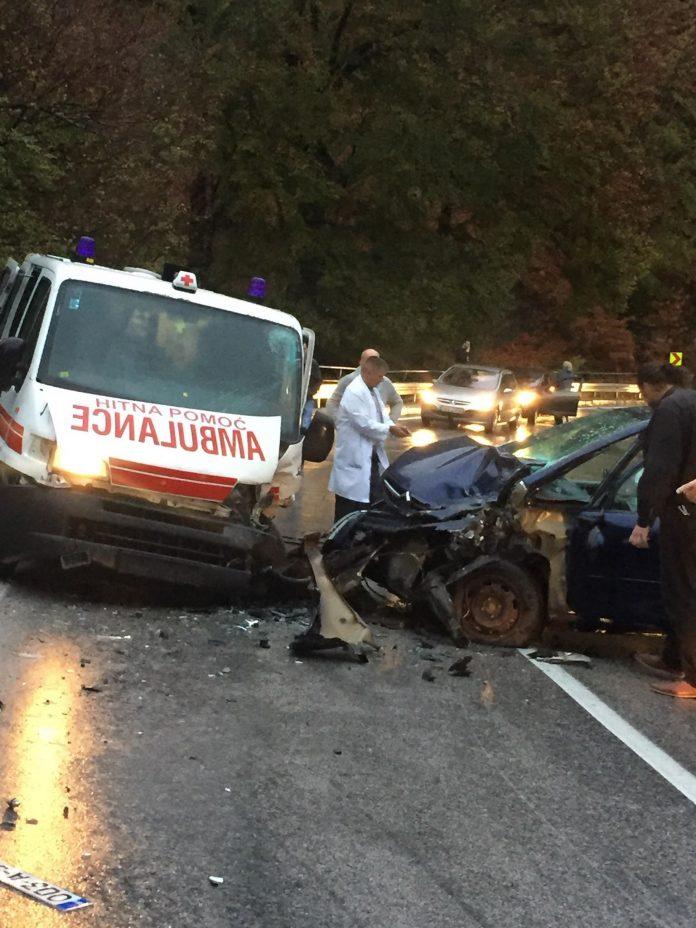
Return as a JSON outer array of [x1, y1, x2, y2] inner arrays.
[[659, 504, 696, 682]]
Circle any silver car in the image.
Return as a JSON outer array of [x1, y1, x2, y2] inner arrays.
[[420, 365, 522, 433]]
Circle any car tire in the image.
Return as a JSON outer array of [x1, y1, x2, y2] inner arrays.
[[452, 561, 545, 646], [526, 410, 537, 426], [421, 413, 433, 427], [507, 416, 519, 434], [484, 412, 496, 434]]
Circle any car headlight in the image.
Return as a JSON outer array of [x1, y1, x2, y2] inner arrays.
[[420, 388, 437, 406], [472, 394, 496, 412], [52, 444, 108, 479], [517, 389, 538, 407]]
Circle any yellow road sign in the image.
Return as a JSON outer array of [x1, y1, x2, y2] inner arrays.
[[670, 351, 683, 366]]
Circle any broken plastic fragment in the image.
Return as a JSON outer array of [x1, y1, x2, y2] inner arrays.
[[529, 650, 592, 667], [209, 876, 224, 886], [448, 656, 473, 677]]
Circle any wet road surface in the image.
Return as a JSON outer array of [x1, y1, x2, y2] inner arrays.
[[2, 415, 695, 927]]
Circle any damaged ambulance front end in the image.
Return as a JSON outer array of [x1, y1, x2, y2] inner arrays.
[[0, 253, 319, 593]]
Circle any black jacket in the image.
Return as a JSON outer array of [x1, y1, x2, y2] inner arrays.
[[637, 388, 696, 527]]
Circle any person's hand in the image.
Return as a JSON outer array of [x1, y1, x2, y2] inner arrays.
[[629, 524, 650, 549], [677, 479, 696, 503], [389, 425, 411, 438]]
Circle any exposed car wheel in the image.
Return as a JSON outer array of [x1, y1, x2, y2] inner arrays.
[[421, 413, 433, 427], [452, 561, 545, 646], [526, 410, 537, 426], [507, 416, 519, 434]]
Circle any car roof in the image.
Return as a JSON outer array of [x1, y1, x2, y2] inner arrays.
[[445, 364, 510, 374]]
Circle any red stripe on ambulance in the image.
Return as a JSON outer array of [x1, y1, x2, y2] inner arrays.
[[0, 406, 24, 454], [109, 458, 238, 502]]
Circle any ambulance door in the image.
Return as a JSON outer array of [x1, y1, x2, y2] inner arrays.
[[0, 269, 53, 462]]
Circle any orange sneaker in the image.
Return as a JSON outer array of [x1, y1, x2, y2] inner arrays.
[[650, 680, 696, 699]]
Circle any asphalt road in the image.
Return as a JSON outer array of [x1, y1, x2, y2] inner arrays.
[[1, 413, 695, 928]]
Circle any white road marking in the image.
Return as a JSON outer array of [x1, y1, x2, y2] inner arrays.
[[520, 648, 696, 806]]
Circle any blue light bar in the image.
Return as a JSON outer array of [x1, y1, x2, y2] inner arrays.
[[75, 236, 95, 264], [248, 277, 266, 299]]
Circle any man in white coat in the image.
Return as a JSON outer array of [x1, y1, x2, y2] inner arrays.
[[325, 348, 404, 423], [329, 356, 410, 522]]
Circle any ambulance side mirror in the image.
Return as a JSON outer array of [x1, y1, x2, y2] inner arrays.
[[0, 337, 25, 392], [302, 411, 334, 463]]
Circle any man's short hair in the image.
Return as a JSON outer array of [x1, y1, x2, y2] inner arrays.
[[360, 348, 380, 364], [363, 356, 388, 374]]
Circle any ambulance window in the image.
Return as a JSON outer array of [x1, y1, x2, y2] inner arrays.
[[0, 271, 24, 337], [18, 276, 52, 361], [8, 267, 41, 337]]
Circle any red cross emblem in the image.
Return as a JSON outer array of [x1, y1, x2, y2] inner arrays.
[[180, 273, 194, 287]]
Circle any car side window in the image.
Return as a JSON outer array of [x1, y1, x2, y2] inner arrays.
[[611, 465, 643, 513], [8, 267, 41, 337], [532, 436, 640, 504]]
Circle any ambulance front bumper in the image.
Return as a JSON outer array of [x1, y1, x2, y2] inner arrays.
[[0, 484, 287, 593]]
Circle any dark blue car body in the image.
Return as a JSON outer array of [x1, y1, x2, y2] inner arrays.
[[375, 407, 663, 633]]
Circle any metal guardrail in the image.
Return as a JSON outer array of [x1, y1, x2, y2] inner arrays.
[[318, 367, 641, 407]]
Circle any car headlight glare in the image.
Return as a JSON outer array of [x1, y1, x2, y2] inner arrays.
[[420, 388, 437, 406], [517, 389, 538, 407], [52, 444, 108, 480]]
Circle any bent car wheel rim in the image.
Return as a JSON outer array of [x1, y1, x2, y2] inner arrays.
[[460, 578, 521, 635]]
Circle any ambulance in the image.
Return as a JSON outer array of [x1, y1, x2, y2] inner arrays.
[[0, 239, 327, 591]]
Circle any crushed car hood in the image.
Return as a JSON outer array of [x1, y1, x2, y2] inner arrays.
[[381, 436, 529, 514]]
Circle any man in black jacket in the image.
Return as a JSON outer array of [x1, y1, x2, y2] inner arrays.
[[630, 361, 696, 697]]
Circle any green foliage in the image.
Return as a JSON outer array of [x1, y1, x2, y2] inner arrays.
[[0, 0, 694, 368]]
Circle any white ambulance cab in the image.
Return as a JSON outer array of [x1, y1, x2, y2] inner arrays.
[[0, 241, 320, 591]]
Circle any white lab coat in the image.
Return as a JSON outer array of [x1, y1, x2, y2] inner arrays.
[[328, 375, 393, 503]]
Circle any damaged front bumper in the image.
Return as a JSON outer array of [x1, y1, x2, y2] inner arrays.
[[0, 483, 289, 593], [323, 495, 549, 646]]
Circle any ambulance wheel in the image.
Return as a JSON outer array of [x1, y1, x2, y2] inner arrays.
[[421, 413, 433, 427], [484, 412, 497, 434], [526, 410, 537, 426], [453, 561, 544, 647]]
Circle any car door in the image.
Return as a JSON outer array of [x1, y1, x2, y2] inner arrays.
[[537, 374, 581, 419], [0, 270, 53, 458], [523, 430, 645, 622], [567, 461, 663, 628]]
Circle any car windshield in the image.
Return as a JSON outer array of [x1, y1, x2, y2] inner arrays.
[[439, 366, 500, 389], [38, 281, 303, 442], [513, 407, 650, 465]]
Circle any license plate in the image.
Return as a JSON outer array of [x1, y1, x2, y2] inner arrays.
[[0, 860, 91, 911]]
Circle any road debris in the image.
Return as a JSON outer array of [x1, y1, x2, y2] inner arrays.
[[0, 860, 90, 911], [2, 799, 20, 831], [96, 635, 132, 641], [208, 876, 224, 886], [422, 669, 436, 683], [80, 684, 103, 694], [26, 819, 38, 825], [448, 656, 473, 677], [259, 639, 271, 649], [63, 806, 69, 819], [0, 699, 4, 711], [529, 649, 592, 667], [480, 680, 495, 706], [290, 534, 376, 658]]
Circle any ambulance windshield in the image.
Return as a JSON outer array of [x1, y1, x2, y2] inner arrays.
[[37, 281, 303, 442]]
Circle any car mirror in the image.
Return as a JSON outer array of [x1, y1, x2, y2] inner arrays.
[[302, 410, 335, 463], [0, 337, 26, 392]]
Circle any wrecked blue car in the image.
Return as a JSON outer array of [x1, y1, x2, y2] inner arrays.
[[324, 408, 658, 646]]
